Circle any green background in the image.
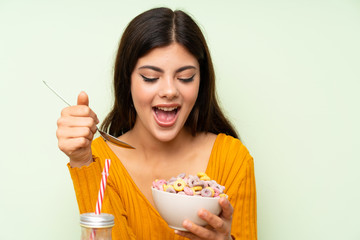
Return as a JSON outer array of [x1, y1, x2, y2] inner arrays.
[[1, 0, 359, 239]]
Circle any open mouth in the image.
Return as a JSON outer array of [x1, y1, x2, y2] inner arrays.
[[153, 106, 180, 126]]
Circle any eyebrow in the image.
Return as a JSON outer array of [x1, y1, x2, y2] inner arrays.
[[138, 65, 196, 73]]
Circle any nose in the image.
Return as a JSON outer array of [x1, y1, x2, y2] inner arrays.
[[158, 77, 179, 99]]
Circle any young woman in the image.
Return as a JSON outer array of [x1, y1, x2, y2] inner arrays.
[[57, 7, 257, 240]]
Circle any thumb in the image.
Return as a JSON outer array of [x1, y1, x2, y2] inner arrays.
[[77, 91, 89, 106]]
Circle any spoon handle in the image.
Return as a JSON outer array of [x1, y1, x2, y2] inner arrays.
[[43, 81, 135, 149], [43, 81, 71, 106]]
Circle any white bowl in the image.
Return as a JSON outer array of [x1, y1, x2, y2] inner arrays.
[[151, 187, 221, 231]]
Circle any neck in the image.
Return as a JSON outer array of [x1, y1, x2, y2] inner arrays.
[[125, 125, 195, 160]]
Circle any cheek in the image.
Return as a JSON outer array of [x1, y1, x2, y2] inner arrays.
[[182, 84, 200, 106], [131, 81, 154, 107]]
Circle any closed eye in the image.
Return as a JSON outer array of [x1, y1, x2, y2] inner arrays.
[[140, 74, 158, 82], [178, 74, 196, 83]]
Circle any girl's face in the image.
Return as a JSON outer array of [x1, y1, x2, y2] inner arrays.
[[130, 43, 200, 142]]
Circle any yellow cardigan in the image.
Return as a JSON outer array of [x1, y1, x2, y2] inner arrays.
[[68, 133, 257, 239]]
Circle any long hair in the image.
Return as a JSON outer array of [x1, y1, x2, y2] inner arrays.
[[101, 7, 238, 139]]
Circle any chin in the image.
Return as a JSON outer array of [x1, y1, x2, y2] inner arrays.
[[152, 129, 181, 143]]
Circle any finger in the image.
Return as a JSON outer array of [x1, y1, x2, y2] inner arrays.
[[57, 117, 97, 133], [61, 106, 99, 123], [57, 127, 95, 141], [58, 137, 92, 155], [174, 229, 201, 240], [198, 208, 228, 234], [219, 197, 233, 220], [75, 92, 99, 123], [77, 91, 89, 106], [178, 219, 214, 239]]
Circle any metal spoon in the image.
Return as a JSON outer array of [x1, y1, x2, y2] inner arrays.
[[43, 81, 135, 149]]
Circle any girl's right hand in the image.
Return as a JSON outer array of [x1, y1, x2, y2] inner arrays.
[[56, 91, 99, 168]]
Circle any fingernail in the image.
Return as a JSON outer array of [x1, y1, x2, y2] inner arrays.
[[220, 197, 227, 204], [183, 220, 192, 228], [201, 210, 207, 217]]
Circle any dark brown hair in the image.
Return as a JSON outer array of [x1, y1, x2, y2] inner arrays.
[[101, 7, 238, 139]]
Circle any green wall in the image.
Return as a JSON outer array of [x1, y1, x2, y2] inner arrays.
[[1, 0, 359, 239]]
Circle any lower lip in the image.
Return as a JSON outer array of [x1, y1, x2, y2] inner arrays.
[[153, 108, 180, 127]]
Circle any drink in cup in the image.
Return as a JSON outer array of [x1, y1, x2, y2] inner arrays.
[[80, 213, 114, 240]]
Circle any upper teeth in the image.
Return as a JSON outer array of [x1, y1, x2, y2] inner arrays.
[[157, 107, 177, 111]]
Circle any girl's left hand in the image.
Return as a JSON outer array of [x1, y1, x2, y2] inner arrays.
[[175, 197, 233, 240]]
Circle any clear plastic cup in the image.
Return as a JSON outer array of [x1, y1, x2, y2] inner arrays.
[[80, 213, 114, 240]]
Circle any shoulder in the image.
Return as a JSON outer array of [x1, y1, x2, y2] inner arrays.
[[207, 134, 254, 195], [211, 133, 253, 169], [215, 133, 240, 144], [91, 136, 105, 150], [91, 136, 110, 159], [92, 136, 105, 145], [213, 133, 245, 153], [195, 132, 217, 147]]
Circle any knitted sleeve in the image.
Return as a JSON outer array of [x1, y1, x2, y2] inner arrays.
[[207, 134, 257, 239], [68, 157, 137, 239]]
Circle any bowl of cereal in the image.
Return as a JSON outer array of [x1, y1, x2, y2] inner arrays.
[[151, 172, 227, 231]]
